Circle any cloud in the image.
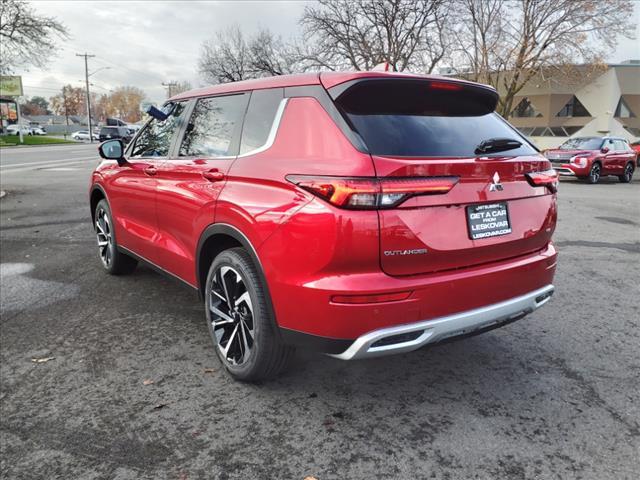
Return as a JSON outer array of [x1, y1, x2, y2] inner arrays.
[[21, 0, 307, 103], [18, 0, 639, 104]]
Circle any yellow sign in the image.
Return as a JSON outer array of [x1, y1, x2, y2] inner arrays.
[[0, 76, 23, 97]]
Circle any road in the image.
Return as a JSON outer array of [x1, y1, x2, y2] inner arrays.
[[1, 144, 639, 479]]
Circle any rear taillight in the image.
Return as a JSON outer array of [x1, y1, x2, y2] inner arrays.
[[525, 169, 558, 193], [286, 175, 459, 209]]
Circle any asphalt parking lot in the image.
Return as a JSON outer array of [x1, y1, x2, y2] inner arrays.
[[1, 144, 639, 479]]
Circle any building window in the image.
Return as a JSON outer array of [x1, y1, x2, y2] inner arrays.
[[623, 126, 640, 137], [511, 98, 543, 118], [556, 96, 591, 117], [614, 97, 636, 118], [516, 127, 535, 136], [549, 127, 568, 137], [527, 127, 577, 137], [563, 126, 582, 136]]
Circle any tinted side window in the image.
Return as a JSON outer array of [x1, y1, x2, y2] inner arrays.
[[240, 88, 283, 155], [614, 140, 628, 152], [180, 94, 248, 157], [131, 103, 186, 157]]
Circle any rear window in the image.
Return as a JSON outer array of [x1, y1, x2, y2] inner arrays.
[[334, 79, 536, 157], [559, 137, 602, 150], [100, 127, 117, 134]]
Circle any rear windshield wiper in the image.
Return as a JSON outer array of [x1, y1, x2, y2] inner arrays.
[[475, 138, 523, 154]]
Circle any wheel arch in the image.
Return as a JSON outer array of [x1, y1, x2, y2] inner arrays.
[[196, 224, 273, 313], [90, 184, 108, 223]]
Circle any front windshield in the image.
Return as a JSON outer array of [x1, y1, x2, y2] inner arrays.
[[559, 137, 602, 150]]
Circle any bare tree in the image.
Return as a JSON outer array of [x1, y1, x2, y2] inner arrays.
[[198, 26, 299, 83], [299, 0, 450, 72], [198, 26, 252, 83], [452, 0, 635, 117], [0, 0, 68, 74], [248, 29, 298, 76]]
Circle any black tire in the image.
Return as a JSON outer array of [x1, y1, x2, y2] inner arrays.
[[587, 162, 601, 184], [618, 162, 634, 183], [94, 199, 138, 275], [204, 247, 294, 381]]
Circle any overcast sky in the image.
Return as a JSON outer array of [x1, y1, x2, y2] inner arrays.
[[21, 0, 640, 105]]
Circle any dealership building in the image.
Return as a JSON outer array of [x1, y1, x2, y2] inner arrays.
[[502, 60, 639, 149]]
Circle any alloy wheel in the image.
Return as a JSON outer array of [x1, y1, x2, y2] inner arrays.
[[624, 163, 633, 182], [590, 164, 600, 183], [96, 208, 112, 267], [209, 266, 255, 366]]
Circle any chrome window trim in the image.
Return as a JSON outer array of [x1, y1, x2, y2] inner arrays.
[[237, 98, 289, 158]]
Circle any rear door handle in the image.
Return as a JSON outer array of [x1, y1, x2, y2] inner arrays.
[[202, 169, 225, 182], [144, 166, 157, 176]]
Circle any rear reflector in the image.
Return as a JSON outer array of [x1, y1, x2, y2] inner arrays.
[[525, 169, 559, 193], [286, 175, 459, 209], [331, 291, 413, 304]]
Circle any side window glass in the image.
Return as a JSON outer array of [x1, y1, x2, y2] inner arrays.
[[131, 102, 186, 157], [614, 140, 627, 152], [179, 94, 247, 157], [240, 88, 283, 155]]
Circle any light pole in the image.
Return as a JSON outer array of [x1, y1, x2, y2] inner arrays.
[[76, 53, 111, 143]]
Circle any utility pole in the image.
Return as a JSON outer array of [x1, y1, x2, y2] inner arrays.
[[62, 87, 70, 139], [162, 81, 178, 99], [76, 52, 96, 142]]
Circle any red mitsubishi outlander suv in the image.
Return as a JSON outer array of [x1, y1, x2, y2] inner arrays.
[[90, 72, 557, 381], [545, 136, 636, 184]]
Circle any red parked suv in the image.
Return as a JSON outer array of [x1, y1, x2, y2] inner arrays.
[[90, 72, 557, 381], [545, 136, 636, 184]]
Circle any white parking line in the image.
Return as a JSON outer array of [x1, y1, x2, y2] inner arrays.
[[0, 146, 94, 155], [0, 156, 97, 169], [1, 158, 98, 173]]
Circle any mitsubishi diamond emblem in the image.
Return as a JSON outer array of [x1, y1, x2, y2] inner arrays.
[[489, 171, 503, 192]]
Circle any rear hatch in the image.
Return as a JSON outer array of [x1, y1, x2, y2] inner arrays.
[[331, 77, 557, 276]]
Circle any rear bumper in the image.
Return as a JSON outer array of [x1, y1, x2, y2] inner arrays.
[[330, 284, 554, 360], [272, 242, 557, 341]]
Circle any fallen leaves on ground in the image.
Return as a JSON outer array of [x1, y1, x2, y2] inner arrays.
[[31, 357, 55, 363], [203, 368, 216, 374], [303, 476, 319, 480], [153, 403, 168, 410], [143, 379, 154, 385]]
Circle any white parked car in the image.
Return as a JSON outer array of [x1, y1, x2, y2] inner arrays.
[[5, 124, 32, 135], [30, 127, 47, 135], [71, 130, 93, 141]]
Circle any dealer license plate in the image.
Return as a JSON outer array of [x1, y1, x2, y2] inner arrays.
[[466, 202, 511, 240]]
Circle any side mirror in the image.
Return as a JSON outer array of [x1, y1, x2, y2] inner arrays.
[[601, 146, 610, 154], [98, 139, 127, 166]]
